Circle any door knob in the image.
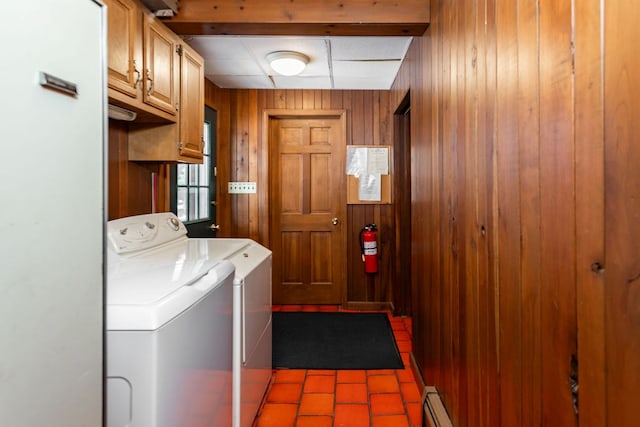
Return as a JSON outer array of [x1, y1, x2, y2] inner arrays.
[[331, 217, 339, 225], [210, 224, 220, 231]]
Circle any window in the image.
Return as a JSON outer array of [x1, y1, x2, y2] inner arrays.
[[175, 122, 211, 223]]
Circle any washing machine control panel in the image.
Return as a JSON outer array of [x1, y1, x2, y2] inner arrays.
[[107, 212, 187, 254]]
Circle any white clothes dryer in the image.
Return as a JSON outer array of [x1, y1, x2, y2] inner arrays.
[[187, 238, 273, 427]]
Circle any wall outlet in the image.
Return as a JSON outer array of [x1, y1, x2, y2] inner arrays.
[[228, 181, 257, 194]]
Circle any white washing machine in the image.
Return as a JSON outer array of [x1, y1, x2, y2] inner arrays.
[[105, 213, 236, 427]]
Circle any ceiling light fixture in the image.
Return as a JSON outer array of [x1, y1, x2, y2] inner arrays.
[[266, 51, 309, 76]]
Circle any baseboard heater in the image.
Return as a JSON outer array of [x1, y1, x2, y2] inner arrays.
[[423, 386, 453, 427]]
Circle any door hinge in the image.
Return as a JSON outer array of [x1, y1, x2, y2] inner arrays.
[[176, 44, 183, 56], [178, 142, 183, 151]]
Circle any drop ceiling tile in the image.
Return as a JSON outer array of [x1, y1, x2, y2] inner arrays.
[[204, 59, 263, 76], [188, 36, 252, 60], [332, 60, 402, 84], [207, 74, 274, 89], [329, 37, 412, 60]]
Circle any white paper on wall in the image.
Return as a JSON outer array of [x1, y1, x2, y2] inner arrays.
[[346, 146, 368, 176], [358, 173, 382, 201], [367, 147, 389, 175]]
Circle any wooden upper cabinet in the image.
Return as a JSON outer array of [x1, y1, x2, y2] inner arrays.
[[128, 42, 204, 163], [142, 14, 178, 116], [106, 0, 177, 122], [106, 0, 204, 162], [105, 0, 140, 98], [177, 43, 204, 160]]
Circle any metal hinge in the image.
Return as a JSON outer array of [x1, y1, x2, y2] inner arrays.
[[176, 44, 183, 56], [178, 142, 183, 150]]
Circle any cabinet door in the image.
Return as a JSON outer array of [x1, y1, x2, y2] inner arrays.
[[106, 0, 140, 98], [178, 43, 204, 160], [143, 15, 178, 115]]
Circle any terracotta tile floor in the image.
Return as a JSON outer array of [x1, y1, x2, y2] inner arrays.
[[253, 305, 422, 427]]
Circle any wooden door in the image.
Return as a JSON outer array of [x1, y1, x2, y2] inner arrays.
[[143, 14, 177, 115], [270, 114, 346, 305], [105, 0, 140, 98]]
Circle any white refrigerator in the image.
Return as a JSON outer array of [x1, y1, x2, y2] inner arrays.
[[0, 1, 106, 426]]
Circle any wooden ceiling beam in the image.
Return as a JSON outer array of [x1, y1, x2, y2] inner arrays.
[[162, 0, 430, 36]]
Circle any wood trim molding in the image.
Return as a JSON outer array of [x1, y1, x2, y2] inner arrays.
[[342, 301, 393, 311], [163, 0, 430, 36]]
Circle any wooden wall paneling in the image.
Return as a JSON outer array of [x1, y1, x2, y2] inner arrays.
[[479, 0, 499, 423], [330, 90, 343, 112], [427, 13, 444, 392], [404, 39, 420, 365], [538, 0, 577, 425], [321, 90, 331, 111], [257, 90, 269, 245], [272, 89, 285, 109], [108, 121, 129, 220], [346, 90, 367, 303], [107, 120, 164, 220], [495, 0, 523, 425], [294, 90, 303, 109], [346, 205, 359, 301], [126, 161, 160, 216], [392, 96, 411, 315], [368, 204, 379, 301], [388, 0, 638, 425], [604, 1, 640, 424], [377, 90, 393, 306], [228, 91, 239, 236], [343, 91, 358, 301], [302, 90, 314, 110], [370, 204, 381, 302], [248, 89, 259, 240], [439, 0, 462, 418], [454, 0, 471, 422], [516, 1, 542, 426], [474, 0, 499, 423], [379, 204, 395, 303], [573, 2, 605, 425], [461, 0, 479, 423], [234, 90, 249, 237], [408, 33, 429, 379]]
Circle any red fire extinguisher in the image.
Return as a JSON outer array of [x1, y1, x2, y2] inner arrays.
[[359, 224, 378, 273]]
